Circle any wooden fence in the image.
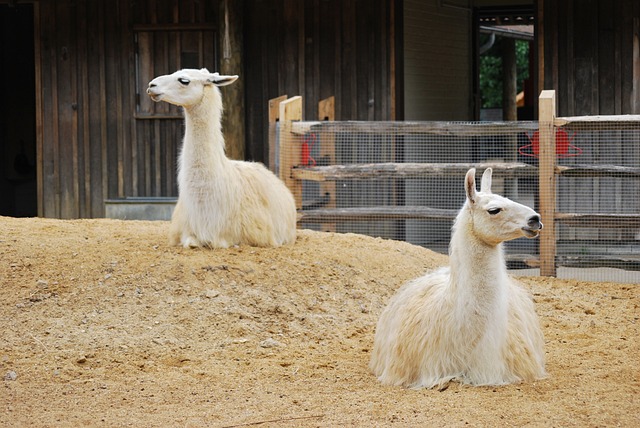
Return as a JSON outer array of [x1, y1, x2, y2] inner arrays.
[[271, 91, 640, 277]]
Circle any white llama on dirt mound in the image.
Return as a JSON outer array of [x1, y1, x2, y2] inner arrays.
[[370, 168, 546, 389], [147, 68, 296, 248]]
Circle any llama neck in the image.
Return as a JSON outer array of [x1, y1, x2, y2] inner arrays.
[[182, 87, 228, 165], [448, 208, 508, 302]]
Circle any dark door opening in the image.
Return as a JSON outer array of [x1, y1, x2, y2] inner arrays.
[[0, 3, 36, 217]]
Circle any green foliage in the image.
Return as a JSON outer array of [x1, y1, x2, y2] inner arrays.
[[479, 37, 530, 109]]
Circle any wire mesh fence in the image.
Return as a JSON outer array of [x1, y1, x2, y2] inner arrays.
[[272, 98, 640, 284], [553, 119, 640, 283]]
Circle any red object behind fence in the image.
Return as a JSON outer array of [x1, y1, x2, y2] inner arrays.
[[519, 129, 582, 158], [300, 133, 317, 166]]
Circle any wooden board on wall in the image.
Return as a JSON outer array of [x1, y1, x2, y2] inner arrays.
[[243, 0, 396, 166], [542, 0, 640, 116], [36, 0, 221, 219], [540, 0, 640, 244]]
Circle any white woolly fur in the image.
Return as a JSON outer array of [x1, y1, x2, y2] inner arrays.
[[370, 168, 546, 389], [147, 68, 296, 248]]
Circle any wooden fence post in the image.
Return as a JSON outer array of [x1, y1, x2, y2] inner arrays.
[[539, 90, 557, 276], [318, 96, 336, 232], [279, 96, 303, 210], [267, 95, 288, 174]]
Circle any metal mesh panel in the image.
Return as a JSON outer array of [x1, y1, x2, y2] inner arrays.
[[274, 120, 640, 284], [554, 120, 640, 282]]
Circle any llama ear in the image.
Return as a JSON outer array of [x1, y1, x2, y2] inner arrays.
[[465, 168, 477, 204], [208, 72, 239, 87], [480, 168, 493, 194]]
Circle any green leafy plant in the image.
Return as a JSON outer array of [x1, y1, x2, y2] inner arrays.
[[479, 37, 530, 109]]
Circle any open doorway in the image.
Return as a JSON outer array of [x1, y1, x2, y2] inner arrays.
[[476, 6, 535, 121], [0, 3, 36, 217]]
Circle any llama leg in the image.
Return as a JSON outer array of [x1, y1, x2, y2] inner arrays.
[[169, 199, 202, 248], [168, 200, 185, 246]]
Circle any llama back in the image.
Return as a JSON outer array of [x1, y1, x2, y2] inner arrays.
[[370, 267, 466, 389], [233, 160, 297, 247]]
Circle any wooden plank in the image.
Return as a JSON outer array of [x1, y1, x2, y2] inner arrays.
[[291, 120, 539, 136], [303, 0, 317, 124], [97, 0, 108, 217], [556, 255, 640, 271], [505, 254, 541, 268], [278, 96, 303, 209], [539, 90, 557, 276], [556, 164, 640, 178], [220, 0, 245, 161], [113, 7, 125, 198], [41, 1, 59, 217], [597, 0, 616, 115], [537, 0, 545, 100], [389, 0, 396, 120], [34, 1, 44, 217], [633, 3, 640, 113], [292, 162, 538, 182], [267, 95, 287, 173], [79, 0, 91, 216], [318, 96, 335, 122], [555, 213, 640, 228], [55, 0, 73, 218], [298, 206, 458, 223], [318, 96, 336, 233], [343, 0, 357, 119], [121, 2, 136, 199], [132, 23, 216, 31], [555, 114, 640, 125], [502, 38, 517, 121]]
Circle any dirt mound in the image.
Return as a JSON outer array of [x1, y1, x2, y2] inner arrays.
[[0, 216, 637, 427]]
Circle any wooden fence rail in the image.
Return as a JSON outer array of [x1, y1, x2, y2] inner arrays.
[[273, 92, 640, 277]]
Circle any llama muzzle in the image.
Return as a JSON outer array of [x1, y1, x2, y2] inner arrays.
[[522, 215, 543, 238]]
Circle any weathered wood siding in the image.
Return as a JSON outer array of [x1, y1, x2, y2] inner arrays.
[[403, 0, 472, 120], [37, 0, 220, 218], [539, 0, 640, 244], [541, 0, 640, 115], [243, 0, 397, 164]]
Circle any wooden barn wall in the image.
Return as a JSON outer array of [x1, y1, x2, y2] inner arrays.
[[403, 0, 472, 121], [539, 0, 640, 243], [541, 0, 640, 115], [37, 0, 220, 219], [243, 0, 396, 165]]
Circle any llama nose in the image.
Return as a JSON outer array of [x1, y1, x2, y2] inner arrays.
[[147, 83, 156, 94], [528, 215, 542, 230]]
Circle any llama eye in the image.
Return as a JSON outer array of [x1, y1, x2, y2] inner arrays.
[[487, 208, 502, 215], [178, 78, 190, 86]]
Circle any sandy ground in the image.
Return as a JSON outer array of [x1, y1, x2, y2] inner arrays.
[[0, 216, 638, 427]]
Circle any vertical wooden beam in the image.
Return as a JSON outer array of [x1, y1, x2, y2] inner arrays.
[[539, 90, 557, 277], [318, 96, 336, 232], [390, 0, 396, 120], [278, 96, 303, 210], [219, 0, 245, 160], [34, 1, 44, 217], [537, 0, 545, 105], [268, 95, 288, 174], [633, 15, 640, 113], [502, 38, 517, 121]]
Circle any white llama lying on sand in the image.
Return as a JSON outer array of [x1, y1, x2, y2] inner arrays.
[[370, 168, 546, 389], [147, 68, 296, 248]]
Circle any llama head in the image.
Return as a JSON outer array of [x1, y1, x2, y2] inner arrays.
[[146, 68, 238, 108], [462, 168, 543, 246]]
